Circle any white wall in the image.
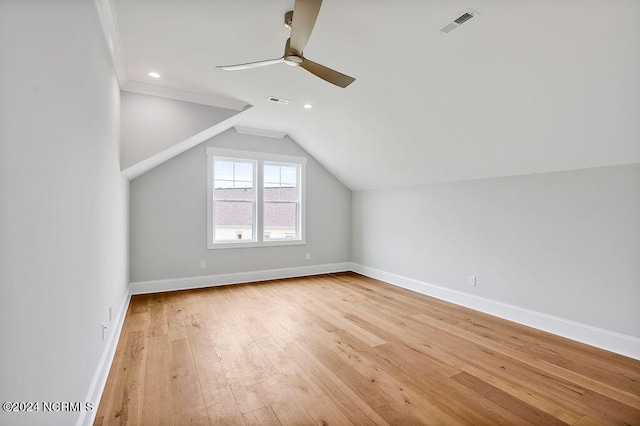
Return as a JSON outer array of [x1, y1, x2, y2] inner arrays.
[[120, 91, 240, 169], [0, 1, 129, 425], [130, 129, 351, 283], [352, 164, 640, 340]]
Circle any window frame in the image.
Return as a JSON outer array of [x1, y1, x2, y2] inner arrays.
[[206, 147, 306, 249]]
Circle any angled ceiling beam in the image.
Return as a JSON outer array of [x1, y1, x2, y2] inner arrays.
[[122, 106, 253, 180]]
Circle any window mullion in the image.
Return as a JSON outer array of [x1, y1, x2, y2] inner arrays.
[[256, 159, 263, 243]]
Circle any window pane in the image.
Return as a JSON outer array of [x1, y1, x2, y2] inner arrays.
[[214, 179, 234, 189], [263, 163, 298, 202], [214, 187, 254, 200], [279, 186, 297, 202], [264, 164, 280, 184], [264, 202, 297, 239], [234, 161, 253, 182], [263, 186, 280, 201], [281, 166, 297, 185], [214, 158, 255, 200], [214, 160, 234, 180], [234, 180, 253, 189], [214, 201, 254, 241]]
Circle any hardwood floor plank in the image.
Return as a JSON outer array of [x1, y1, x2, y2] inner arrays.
[[253, 335, 354, 424], [96, 272, 640, 425], [375, 402, 448, 425], [96, 329, 148, 424], [299, 300, 387, 347], [209, 327, 254, 380], [165, 293, 188, 342], [452, 371, 567, 425], [458, 362, 584, 424], [295, 393, 354, 425], [255, 310, 297, 347], [579, 389, 640, 425], [258, 373, 316, 424], [286, 342, 389, 424], [148, 294, 169, 337], [254, 335, 325, 399], [573, 415, 611, 426], [140, 335, 173, 425], [242, 406, 281, 425], [186, 326, 245, 424], [169, 338, 209, 425], [518, 342, 640, 395], [200, 378, 245, 425], [228, 376, 270, 414], [224, 322, 278, 380], [494, 362, 634, 425], [365, 346, 530, 425]]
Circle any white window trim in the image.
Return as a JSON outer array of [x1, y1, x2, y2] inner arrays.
[[207, 147, 307, 249]]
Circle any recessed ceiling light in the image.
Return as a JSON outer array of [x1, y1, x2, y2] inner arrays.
[[303, 104, 312, 109], [148, 72, 160, 78]]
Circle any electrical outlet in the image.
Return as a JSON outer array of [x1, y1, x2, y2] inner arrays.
[[200, 260, 206, 269], [468, 275, 477, 287], [305, 253, 311, 260]]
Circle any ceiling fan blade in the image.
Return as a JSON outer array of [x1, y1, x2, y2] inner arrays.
[[217, 57, 284, 71], [300, 58, 355, 88], [289, 0, 323, 53]]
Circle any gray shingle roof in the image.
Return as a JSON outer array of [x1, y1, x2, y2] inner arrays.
[[214, 187, 297, 227]]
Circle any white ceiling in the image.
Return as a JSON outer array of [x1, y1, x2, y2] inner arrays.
[[107, 0, 640, 190]]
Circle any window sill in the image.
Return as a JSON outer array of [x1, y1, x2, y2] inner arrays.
[[207, 239, 306, 250]]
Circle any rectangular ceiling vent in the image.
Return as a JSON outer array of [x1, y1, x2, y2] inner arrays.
[[267, 96, 292, 105], [440, 9, 477, 34]]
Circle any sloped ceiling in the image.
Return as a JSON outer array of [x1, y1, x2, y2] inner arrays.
[[104, 0, 640, 190]]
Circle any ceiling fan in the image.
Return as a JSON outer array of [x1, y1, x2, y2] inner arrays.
[[216, 0, 355, 88]]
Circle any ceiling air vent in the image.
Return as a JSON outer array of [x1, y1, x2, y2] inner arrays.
[[440, 9, 477, 34], [267, 96, 292, 105], [454, 12, 473, 24]]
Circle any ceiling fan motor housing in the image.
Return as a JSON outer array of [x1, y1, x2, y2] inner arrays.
[[284, 54, 303, 66], [284, 36, 303, 66], [284, 10, 293, 29]]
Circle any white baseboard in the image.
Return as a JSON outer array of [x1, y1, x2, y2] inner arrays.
[[130, 262, 352, 295], [351, 263, 640, 361], [77, 289, 131, 426]]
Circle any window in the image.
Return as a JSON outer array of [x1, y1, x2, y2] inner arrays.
[[264, 163, 300, 240], [207, 148, 306, 249], [212, 158, 256, 242]]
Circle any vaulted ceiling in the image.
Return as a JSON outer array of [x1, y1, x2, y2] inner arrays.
[[102, 0, 640, 190]]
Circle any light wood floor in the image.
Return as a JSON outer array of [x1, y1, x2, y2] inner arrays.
[[95, 272, 640, 425]]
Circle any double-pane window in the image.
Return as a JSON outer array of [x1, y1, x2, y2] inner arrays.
[[207, 148, 306, 249]]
